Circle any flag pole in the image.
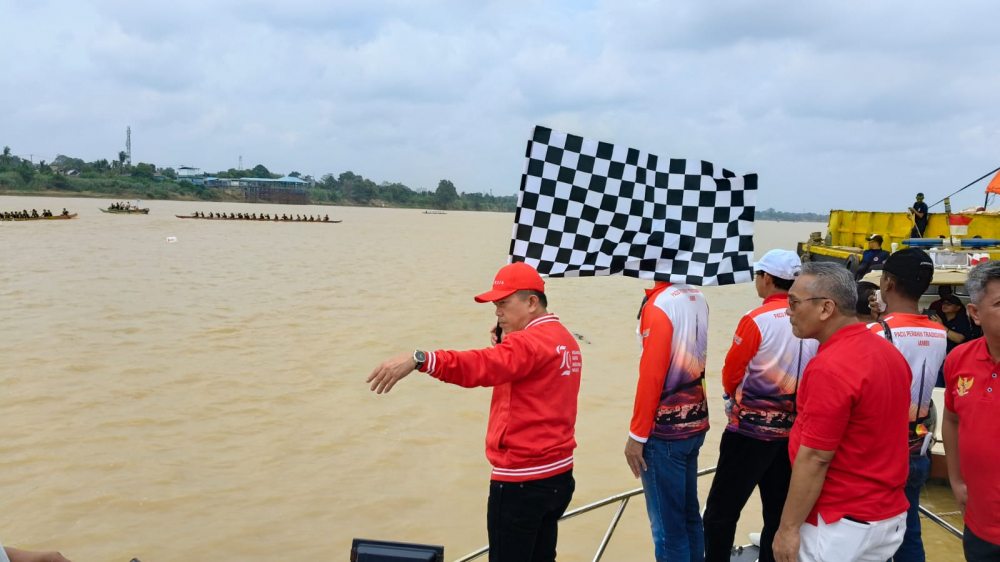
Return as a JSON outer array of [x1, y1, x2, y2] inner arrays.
[[928, 165, 1000, 209]]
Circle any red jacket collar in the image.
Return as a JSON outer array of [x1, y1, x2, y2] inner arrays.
[[818, 322, 868, 352], [645, 281, 673, 299], [526, 313, 559, 329], [763, 293, 788, 306]]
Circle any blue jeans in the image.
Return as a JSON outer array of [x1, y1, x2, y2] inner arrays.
[[641, 433, 706, 562], [891, 455, 930, 562]]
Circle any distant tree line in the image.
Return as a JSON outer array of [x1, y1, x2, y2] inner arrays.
[[0, 144, 518, 211], [2, 144, 825, 218], [755, 207, 828, 223]]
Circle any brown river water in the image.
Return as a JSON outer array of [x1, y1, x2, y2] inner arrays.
[[0, 196, 963, 560]]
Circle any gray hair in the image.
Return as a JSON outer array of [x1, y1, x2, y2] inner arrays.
[[966, 261, 1000, 305], [800, 262, 858, 314]]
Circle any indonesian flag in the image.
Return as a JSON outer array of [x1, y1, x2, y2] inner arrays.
[[949, 215, 973, 236]]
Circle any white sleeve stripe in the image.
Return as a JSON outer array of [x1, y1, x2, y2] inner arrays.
[[492, 456, 574, 475], [628, 432, 649, 443]]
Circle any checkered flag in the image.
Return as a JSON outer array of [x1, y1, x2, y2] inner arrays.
[[509, 126, 756, 286]]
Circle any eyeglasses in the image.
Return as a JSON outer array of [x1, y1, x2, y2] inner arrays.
[[787, 296, 832, 311]]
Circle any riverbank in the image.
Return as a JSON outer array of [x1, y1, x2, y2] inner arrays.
[[0, 189, 509, 211], [0, 189, 239, 203]]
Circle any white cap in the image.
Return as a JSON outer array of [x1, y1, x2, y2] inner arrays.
[[754, 249, 802, 281]]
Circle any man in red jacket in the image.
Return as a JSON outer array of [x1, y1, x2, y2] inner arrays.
[[367, 262, 582, 562]]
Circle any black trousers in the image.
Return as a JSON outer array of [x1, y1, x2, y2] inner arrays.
[[487, 469, 575, 562], [965, 525, 1000, 562], [702, 431, 792, 562]]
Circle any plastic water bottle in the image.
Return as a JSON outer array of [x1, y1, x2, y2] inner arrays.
[[891, 242, 899, 253]]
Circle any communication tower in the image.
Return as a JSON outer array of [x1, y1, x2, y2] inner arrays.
[[126, 126, 132, 165]]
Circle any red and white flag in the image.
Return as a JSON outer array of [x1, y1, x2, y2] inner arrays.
[[949, 215, 973, 236]]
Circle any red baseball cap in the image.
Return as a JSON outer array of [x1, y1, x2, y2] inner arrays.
[[474, 262, 546, 303]]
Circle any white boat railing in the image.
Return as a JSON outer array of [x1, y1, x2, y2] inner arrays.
[[454, 465, 964, 562]]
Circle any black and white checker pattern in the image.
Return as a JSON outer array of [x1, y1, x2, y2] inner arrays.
[[509, 126, 756, 286]]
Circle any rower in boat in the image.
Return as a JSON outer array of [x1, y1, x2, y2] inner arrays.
[[61, 208, 69, 216], [324, 215, 330, 222]]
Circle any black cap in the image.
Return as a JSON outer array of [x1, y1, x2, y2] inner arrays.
[[884, 248, 934, 284], [941, 294, 963, 307], [916, 192, 925, 198], [867, 234, 883, 245]]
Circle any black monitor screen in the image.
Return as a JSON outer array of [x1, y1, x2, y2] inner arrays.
[[351, 539, 444, 562]]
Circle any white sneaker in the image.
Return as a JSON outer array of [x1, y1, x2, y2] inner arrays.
[[748, 532, 762, 547]]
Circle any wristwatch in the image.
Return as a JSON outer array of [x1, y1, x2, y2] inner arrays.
[[412, 350, 427, 370]]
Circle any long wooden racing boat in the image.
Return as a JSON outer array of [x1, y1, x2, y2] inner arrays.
[[101, 208, 149, 214], [4, 213, 78, 221], [175, 215, 342, 223]]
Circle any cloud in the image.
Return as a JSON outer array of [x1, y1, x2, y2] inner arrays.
[[1, 0, 998, 211]]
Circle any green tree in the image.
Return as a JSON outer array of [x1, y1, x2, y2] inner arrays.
[[160, 167, 177, 180], [90, 159, 110, 174], [350, 178, 379, 203], [380, 182, 414, 204], [17, 160, 35, 182], [251, 164, 272, 178], [434, 179, 459, 209], [117, 151, 128, 175], [51, 173, 69, 190], [133, 162, 155, 179], [38, 160, 51, 175], [0, 146, 11, 167], [288, 171, 301, 178]]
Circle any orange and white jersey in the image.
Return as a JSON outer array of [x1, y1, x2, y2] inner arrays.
[[869, 313, 947, 455], [630, 282, 710, 443], [722, 294, 818, 440]]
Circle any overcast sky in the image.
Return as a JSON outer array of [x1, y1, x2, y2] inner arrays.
[[1, 0, 998, 212]]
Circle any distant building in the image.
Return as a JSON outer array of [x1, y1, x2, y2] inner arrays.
[[177, 166, 206, 185], [204, 176, 309, 205]]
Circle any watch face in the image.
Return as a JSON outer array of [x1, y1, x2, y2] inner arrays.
[[414, 351, 427, 363]]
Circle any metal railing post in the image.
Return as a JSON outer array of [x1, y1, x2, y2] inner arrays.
[[918, 505, 964, 539], [592, 497, 629, 562], [453, 466, 964, 562]]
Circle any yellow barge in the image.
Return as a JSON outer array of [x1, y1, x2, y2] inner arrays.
[[797, 208, 1000, 270]]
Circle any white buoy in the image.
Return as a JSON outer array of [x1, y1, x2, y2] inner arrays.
[[166, 236, 177, 243]]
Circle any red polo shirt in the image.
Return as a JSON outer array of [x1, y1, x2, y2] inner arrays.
[[944, 338, 1000, 545], [789, 323, 911, 525]]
